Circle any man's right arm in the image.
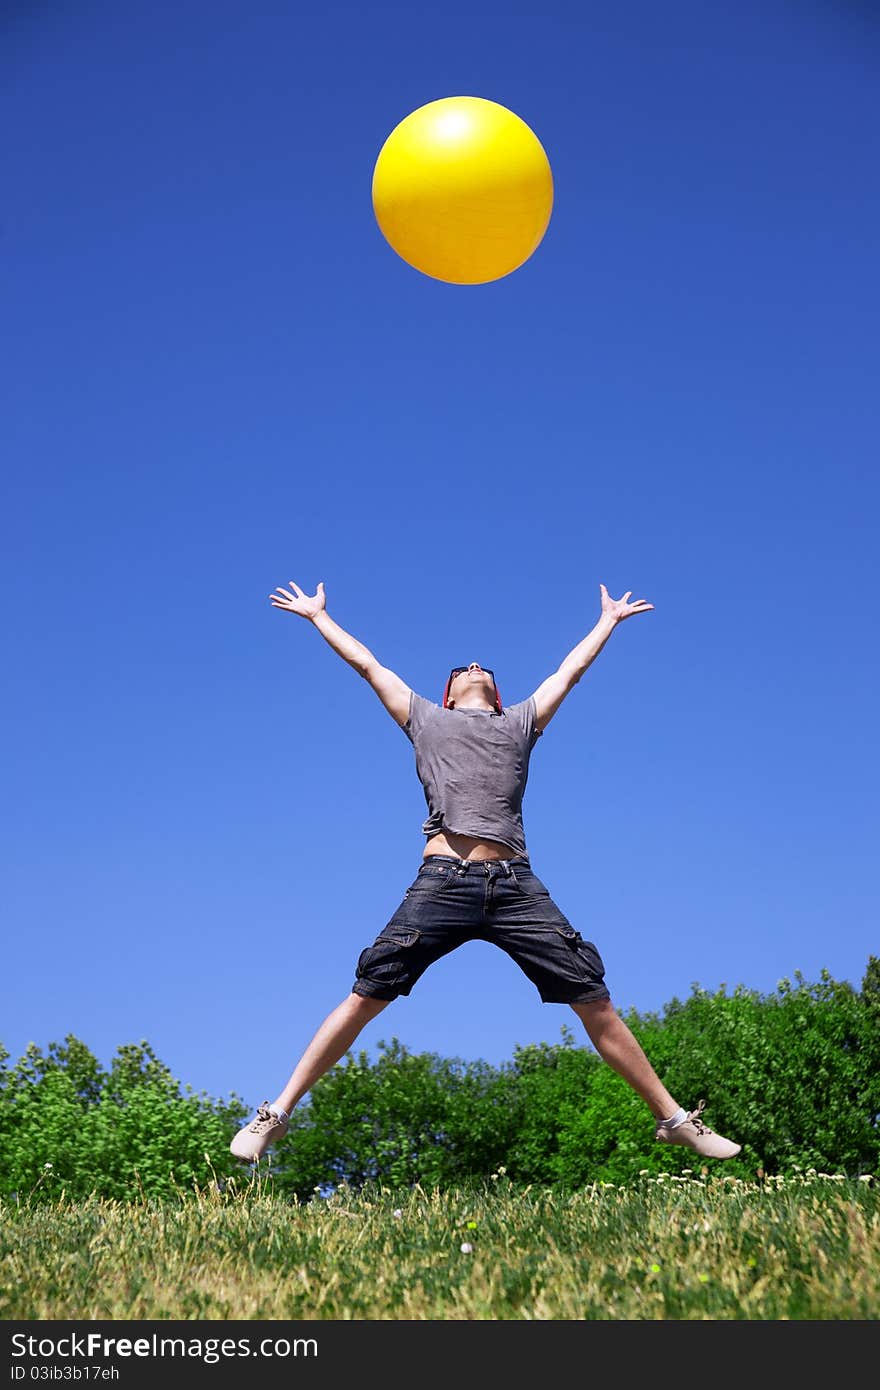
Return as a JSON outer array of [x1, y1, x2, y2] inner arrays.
[[312, 611, 412, 728], [268, 580, 411, 728]]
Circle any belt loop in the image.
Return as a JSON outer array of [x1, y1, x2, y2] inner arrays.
[[501, 858, 512, 876]]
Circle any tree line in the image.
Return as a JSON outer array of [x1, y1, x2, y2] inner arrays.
[[2, 961, 877, 1202]]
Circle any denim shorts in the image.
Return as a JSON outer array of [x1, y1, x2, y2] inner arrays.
[[352, 855, 610, 1006]]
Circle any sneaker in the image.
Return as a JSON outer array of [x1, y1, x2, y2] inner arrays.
[[230, 1102, 289, 1162], [655, 1100, 741, 1160]]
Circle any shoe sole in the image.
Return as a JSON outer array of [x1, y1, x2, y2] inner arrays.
[[656, 1137, 742, 1160]]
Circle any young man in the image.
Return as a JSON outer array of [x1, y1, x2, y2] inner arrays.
[[231, 579, 741, 1164]]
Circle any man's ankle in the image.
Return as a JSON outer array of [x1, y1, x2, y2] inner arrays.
[[657, 1106, 688, 1129]]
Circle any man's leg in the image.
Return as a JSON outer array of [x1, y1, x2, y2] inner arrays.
[[233, 857, 476, 1160], [230, 993, 390, 1161], [571, 998, 678, 1120], [274, 992, 390, 1115], [487, 868, 741, 1158], [486, 871, 679, 1120], [571, 998, 741, 1158]]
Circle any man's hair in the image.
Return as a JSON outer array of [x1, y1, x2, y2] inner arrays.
[[442, 668, 503, 713]]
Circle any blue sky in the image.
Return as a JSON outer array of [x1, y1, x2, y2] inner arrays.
[[3, 1, 877, 1117]]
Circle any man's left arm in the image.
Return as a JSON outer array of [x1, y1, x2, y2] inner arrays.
[[530, 583, 655, 732]]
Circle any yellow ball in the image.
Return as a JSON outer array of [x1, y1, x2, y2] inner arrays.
[[371, 95, 554, 285]]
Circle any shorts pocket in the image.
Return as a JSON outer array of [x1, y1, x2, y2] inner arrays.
[[356, 926, 422, 989], [404, 863, 457, 896], [510, 867, 551, 897], [553, 922, 579, 941], [553, 927, 605, 982]]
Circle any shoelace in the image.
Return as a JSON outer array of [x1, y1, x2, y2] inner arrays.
[[250, 1102, 277, 1131], [688, 1099, 711, 1135]]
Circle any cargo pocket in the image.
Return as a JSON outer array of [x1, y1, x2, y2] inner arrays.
[[553, 925, 605, 984], [355, 926, 422, 990]]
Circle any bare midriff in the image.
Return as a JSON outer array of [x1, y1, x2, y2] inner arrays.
[[423, 830, 524, 862]]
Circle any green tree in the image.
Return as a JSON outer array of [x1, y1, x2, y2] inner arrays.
[[279, 1038, 520, 1197], [0, 1036, 246, 1202]]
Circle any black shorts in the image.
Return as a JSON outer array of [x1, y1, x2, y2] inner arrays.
[[352, 855, 610, 1006]]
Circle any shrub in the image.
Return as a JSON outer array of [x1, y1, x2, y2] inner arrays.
[[0, 1037, 246, 1202]]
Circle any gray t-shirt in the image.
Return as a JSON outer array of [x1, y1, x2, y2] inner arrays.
[[402, 692, 543, 856]]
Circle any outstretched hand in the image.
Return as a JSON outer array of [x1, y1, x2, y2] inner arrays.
[[269, 579, 327, 621], [600, 582, 654, 623]]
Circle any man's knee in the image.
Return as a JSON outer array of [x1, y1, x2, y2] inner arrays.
[[570, 996, 617, 1027], [349, 990, 392, 1019]]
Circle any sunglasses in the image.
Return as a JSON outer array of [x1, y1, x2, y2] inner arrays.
[[443, 667, 502, 712], [448, 666, 495, 684]]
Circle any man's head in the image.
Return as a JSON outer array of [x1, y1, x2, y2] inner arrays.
[[442, 662, 502, 713]]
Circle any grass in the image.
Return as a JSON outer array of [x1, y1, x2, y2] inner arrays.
[[1, 1170, 877, 1320]]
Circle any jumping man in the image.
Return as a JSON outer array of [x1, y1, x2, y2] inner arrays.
[[230, 579, 741, 1164]]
